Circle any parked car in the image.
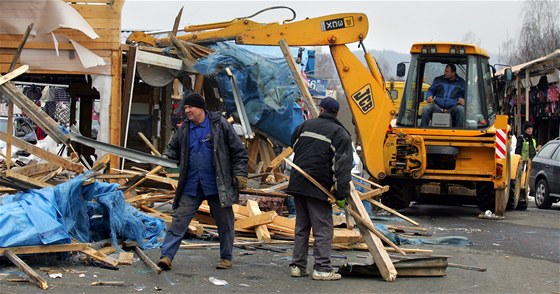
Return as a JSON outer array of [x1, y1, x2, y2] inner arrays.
[[528, 138, 560, 209]]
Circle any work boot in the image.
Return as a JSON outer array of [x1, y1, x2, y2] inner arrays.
[[312, 269, 341, 281], [290, 266, 309, 277], [216, 259, 232, 269], [157, 256, 172, 271]]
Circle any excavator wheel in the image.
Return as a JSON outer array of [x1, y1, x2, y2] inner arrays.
[[476, 182, 495, 213], [506, 179, 519, 210], [380, 179, 415, 210]]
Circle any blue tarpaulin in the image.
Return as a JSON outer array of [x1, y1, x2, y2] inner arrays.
[[194, 42, 307, 146], [0, 174, 165, 250]]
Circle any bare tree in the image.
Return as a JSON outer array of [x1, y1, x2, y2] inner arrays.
[[500, 0, 560, 64], [461, 31, 482, 47]]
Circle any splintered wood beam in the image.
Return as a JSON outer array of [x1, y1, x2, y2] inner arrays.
[[246, 200, 271, 242], [235, 210, 277, 229], [79, 247, 119, 267], [266, 147, 293, 172], [4, 250, 48, 289]]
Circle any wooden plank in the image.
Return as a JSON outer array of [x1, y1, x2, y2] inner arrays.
[[4, 250, 48, 289], [0, 65, 28, 86], [79, 247, 119, 267], [367, 198, 420, 226], [11, 163, 59, 177], [118, 252, 134, 265], [266, 147, 293, 172], [332, 228, 363, 244], [134, 246, 162, 275], [0, 131, 83, 173], [246, 200, 271, 243], [235, 210, 277, 229], [144, 173, 178, 187], [348, 184, 398, 281], [278, 39, 319, 118], [0, 243, 88, 255], [124, 166, 164, 193]]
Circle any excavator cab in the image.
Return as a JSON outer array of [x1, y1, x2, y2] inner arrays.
[[395, 43, 497, 130]]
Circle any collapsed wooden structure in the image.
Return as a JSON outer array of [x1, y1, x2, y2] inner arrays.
[[0, 1, 454, 289]]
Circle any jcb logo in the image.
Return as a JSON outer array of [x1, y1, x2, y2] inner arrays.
[[352, 85, 374, 114]]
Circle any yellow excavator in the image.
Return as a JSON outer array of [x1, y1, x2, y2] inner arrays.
[[128, 9, 527, 216]]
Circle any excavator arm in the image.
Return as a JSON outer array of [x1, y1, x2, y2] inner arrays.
[[127, 12, 395, 179]]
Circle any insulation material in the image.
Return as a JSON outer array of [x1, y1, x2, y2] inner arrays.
[[69, 38, 106, 68], [0, 0, 99, 39], [20, 48, 111, 74], [90, 74, 111, 159]]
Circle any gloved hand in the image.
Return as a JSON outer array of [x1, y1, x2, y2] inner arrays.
[[335, 198, 347, 208], [235, 175, 248, 189]]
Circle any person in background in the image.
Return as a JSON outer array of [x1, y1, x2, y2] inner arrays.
[[286, 97, 353, 281], [515, 121, 537, 160], [157, 93, 248, 271], [352, 144, 374, 218], [420, 64, 466, 127]]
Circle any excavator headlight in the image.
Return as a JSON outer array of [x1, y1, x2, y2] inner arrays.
[[429, 46, 436, 54], [458, 47, 465, 54], [450, 47, 456, 54], [421, 47, 428, 54]]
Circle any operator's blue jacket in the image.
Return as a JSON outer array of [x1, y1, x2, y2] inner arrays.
[[426, 75, 465, 109]]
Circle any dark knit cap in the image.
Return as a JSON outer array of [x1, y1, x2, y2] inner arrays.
[[182, 93, 206, 109], [524, 122, 533, 130], [319, 97, 340, 114]]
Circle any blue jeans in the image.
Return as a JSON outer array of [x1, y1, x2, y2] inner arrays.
[[160, 188, 235, 261], [420, 103, 465, 127]]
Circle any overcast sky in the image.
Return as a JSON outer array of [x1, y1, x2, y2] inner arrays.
[[122, 0, 525, 54]]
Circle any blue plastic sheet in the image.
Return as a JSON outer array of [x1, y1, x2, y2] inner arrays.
[[194, 42, 306, 146], [0, 174, 166, 250]]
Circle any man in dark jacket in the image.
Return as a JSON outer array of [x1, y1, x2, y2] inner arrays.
[[515, 121, 537, 159], [286, 97, 353, 281], [157, 93, 248, 271]]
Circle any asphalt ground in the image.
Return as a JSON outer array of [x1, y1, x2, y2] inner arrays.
[[1, 199, 558, 293]]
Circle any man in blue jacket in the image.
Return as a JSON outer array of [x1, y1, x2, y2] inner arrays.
[[420, 64, 466, 127], [286, 97, 353, 281], [157, 93, 248, 271]]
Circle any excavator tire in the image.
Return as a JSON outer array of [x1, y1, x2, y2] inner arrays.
[[476, 182, 495, 213], [380, 179, 415, 210], [506, 179, 518, 210], [516, 191, 528, 210]]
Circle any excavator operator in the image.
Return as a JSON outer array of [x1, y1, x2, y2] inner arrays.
[[420, 64, 465, 128]]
